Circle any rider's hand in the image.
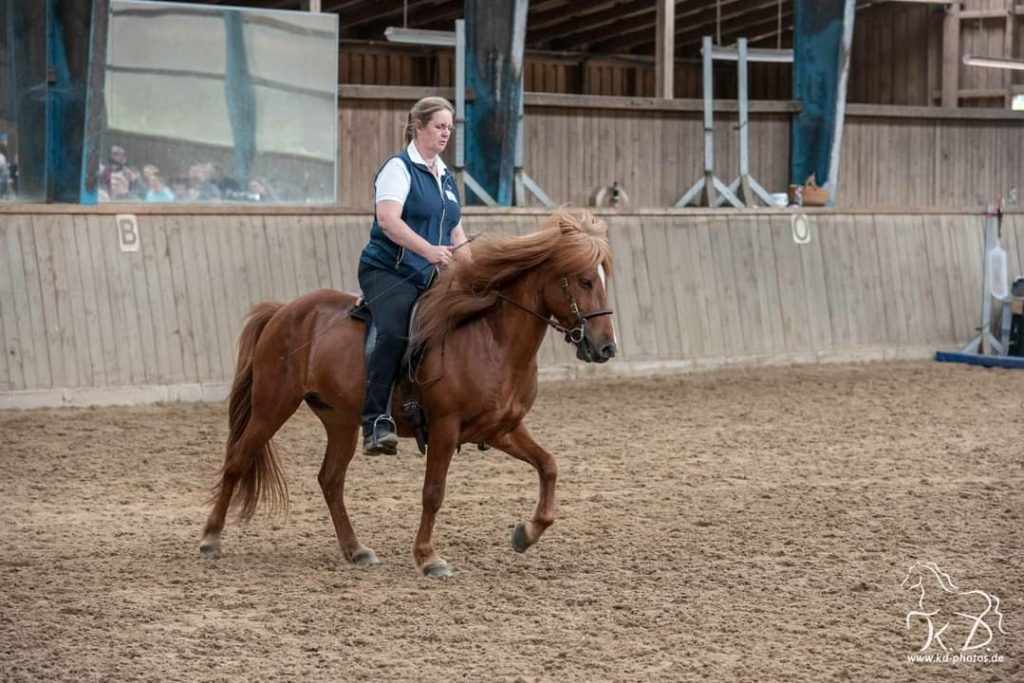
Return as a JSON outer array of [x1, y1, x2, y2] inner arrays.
[[425, 245, 453, 266]]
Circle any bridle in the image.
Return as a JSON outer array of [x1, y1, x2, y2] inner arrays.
[[494, 276, 614, 345]]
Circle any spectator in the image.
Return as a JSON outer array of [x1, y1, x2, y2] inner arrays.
[[108, 171, 134, 201], [248, 178, 277, 202], [145, 170, 175, 203], [186, 163, 221, 201], [169, 177, 188, 201], [106, 144, 143, 197]]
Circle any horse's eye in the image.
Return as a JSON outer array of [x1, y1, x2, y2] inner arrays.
[[580, 278, 593, 289]]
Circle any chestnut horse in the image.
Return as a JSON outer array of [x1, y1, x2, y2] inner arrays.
[[198, 208, 616, 577]]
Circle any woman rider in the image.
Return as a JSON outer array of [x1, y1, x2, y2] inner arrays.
[[358, 96, 468, 455]]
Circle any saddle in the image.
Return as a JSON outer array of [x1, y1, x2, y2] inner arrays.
[[349, 298, 489, 456]]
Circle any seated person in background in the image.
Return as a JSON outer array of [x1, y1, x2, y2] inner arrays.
[[170, 177, 188, 201], [248, 178, 277, 202], [108, 171, 134, 201], [210, 163, 241, 196], [108, 145, 143, 197], [145, 169, 176, 203], [186, 163, 221, 201]]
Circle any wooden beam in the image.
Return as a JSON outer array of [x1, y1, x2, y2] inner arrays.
[[942, 1, 960, 107], [960, 9, 1010, 20], [1005, 0, 1015, 107], [529, 0, 652, 44], [674, 1, 796, 50], [582, 0, 758, 54], [549, 8, 655, 51], [361, 1, 463, 35], [927, 4, 939, 105], [336, 0, 433, 30], [655, 0, 674, 98]]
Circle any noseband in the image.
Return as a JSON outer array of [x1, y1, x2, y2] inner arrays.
[[495, 276, 614, 346]]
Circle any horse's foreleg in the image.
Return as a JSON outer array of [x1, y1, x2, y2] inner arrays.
[[491, 423, 558, 553], [413, 420, 460, 578], [318, 417, 378, 567]]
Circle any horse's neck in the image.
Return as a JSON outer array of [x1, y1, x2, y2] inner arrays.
[[486, 272, 549, 367]]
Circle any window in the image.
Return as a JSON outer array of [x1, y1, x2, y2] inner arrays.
[[100, 0, 339, 204]]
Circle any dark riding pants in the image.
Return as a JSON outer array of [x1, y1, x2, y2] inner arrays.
[[358, 262, 422, 436]]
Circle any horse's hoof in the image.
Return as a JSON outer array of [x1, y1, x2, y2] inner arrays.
[[350, 548, 379, 567], [422, 562, 453, 579], [511, 522, 530, 554], [199, 543, 221, 559]]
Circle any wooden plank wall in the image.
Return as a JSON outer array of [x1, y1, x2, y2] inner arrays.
[[340, 93, 1024, 210], [3, 209, 1022, 405], [838, 112, 1024, 206]]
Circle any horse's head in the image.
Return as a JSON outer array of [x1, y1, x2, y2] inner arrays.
[[539, 210, 617, 363], [541, 265, 617, 363]]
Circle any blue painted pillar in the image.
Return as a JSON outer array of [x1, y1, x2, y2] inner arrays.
[[464, 0, 527, 206], [7, 0, 93, 202], [224, 10, 256, 187], [47, 0, 93, 202], [8, 0, 49, 200], [790, 0, 854, 199]]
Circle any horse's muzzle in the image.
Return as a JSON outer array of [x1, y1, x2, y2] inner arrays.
[[577, 337, 617, 363]]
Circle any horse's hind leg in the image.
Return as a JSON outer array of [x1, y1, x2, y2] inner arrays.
[[490, 423, 558, 553], [199, 391, 300, 558], [315, 413, 378, 567]]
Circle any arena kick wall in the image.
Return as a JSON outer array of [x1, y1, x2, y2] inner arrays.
[[2, 207, 1021, 408]]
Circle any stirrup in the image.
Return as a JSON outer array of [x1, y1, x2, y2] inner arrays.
[[364, 415, 398, 456]]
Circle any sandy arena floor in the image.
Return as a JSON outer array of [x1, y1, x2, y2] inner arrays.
[[1, 361, 1022, 682]]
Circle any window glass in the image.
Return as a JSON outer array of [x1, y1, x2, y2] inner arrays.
[[101, 1, 338, 204], [0, 0, 48, 202]]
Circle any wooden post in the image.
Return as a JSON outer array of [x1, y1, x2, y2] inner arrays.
[[825, 0, 856, 207], [942, 1, 960, 107], [464, 0, 528, 206], [655, 0, 674, 98], [1005, 0, 1015, 107], [300, 0, 322, 12], [80, 0, 110, 203]]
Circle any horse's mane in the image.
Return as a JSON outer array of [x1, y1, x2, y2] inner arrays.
[[411, 207, 612, 353]]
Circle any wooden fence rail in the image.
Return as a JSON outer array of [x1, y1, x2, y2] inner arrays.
[[2, 208, 1021, 407]]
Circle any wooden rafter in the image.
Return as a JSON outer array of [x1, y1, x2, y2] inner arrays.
[[549, 8, 657, 51], [359, 0, 462, 35], [336, 0, 435, 30], [529, 0, 653, 45]]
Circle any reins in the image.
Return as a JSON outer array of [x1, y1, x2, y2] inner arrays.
[[278, 234, 479, 361], [494, 276, 613, 345]]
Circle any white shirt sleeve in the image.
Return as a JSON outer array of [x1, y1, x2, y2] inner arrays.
[[375, 158, 411, 205]]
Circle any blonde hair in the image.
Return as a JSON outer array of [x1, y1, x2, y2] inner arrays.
[[405, 96, 454, 144]]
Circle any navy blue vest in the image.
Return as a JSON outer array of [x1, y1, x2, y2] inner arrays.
[[360, 149, 462, 289]]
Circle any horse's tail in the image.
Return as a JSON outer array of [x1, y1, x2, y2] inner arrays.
[[215, 301, 288, 522]]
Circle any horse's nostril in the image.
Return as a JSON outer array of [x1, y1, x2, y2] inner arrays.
[[600, 344, 616, 359]]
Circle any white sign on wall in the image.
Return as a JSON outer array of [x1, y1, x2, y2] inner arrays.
[[116, 214, 140, 252]]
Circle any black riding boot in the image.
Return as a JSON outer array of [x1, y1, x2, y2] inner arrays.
[[362, 321, 402, 455]]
